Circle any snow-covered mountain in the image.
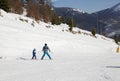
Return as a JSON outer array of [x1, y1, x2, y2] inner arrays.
[[55, 7, 85, 14], [54, 3, 120, 40], [111, 3, 120, 12], [54, 7, 85, 18], [0, 9, 119, 81], [96, 3, 120, 38], [72, 8, 85, 13]]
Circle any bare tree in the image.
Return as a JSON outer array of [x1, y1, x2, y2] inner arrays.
[[26, 0, 41, 21], [7, 0, 23, 14], [26, 0, 53, 22]]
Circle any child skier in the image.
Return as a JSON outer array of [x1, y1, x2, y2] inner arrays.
[[32, 48, 37, 59]]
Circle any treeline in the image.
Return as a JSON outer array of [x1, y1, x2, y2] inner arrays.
[[26, 0, 53, 22], [0, 0, 76, 31]]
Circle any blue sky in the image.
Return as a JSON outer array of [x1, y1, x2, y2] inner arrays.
[[53, 0, 120, 13]]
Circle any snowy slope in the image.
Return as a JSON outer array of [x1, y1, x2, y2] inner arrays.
[[0, 9, 119, 81]]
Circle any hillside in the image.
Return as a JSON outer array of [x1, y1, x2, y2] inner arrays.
[[0, 10, 119, 81]]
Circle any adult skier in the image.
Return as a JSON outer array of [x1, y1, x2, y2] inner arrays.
[[41, 43, 52, 60]]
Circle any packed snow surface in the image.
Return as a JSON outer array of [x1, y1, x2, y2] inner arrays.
[[0, 10, 119, 81]]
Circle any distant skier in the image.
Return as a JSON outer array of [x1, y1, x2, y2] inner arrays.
[[41, 43, 52, 60], [32, 48, 37, 59]]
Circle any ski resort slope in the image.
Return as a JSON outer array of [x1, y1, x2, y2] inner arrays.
[[0, 10, 119, 81]]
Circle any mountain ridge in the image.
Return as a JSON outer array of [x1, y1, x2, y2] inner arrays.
[[111, 3, 120, 12], [54, 3, 120, 41]]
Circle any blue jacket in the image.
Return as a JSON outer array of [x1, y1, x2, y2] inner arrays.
[[43, 46, 50, 52], [33, 49, 36, 55]]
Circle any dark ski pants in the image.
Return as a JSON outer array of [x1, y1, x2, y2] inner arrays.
[[41, 52, 51, 60], [32, 54, 36, 59]]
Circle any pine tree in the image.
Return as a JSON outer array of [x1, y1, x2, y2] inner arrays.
[[65, 18, 76, 32], [91, 27, 96, 36], [0, 0, 10, 12], [51, 13, 63, 25], [114, 35, 119, 44]]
